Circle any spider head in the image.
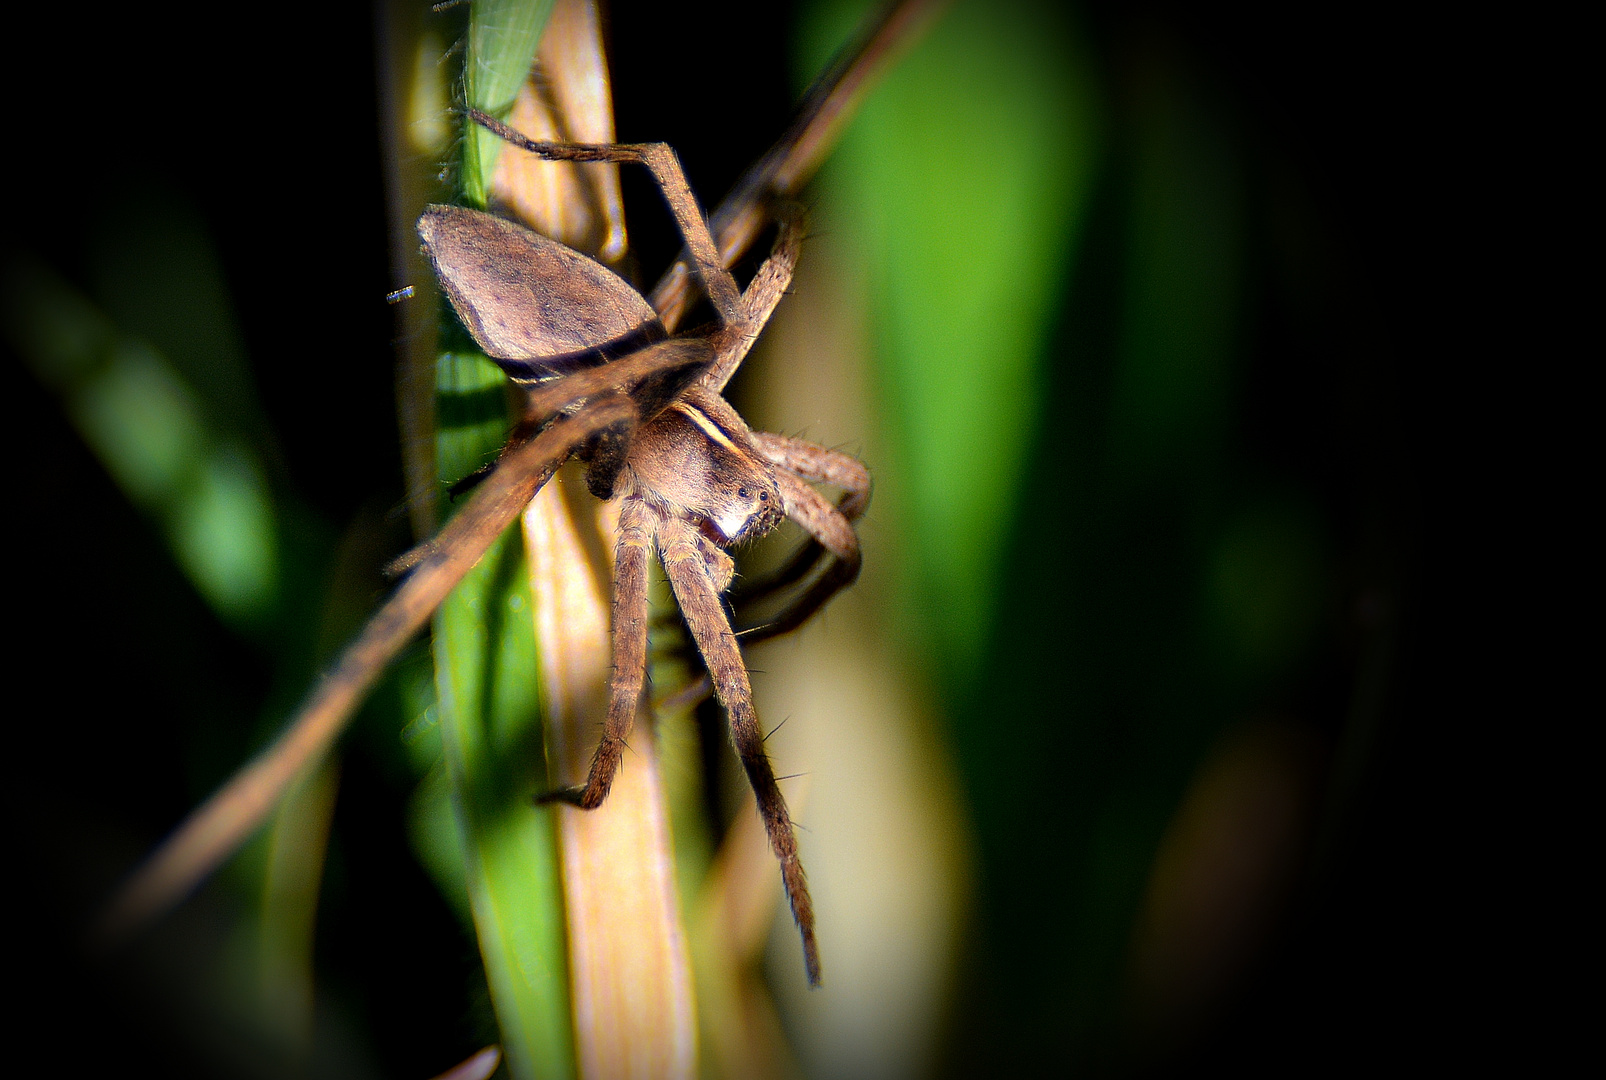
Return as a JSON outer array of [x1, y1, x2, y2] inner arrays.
[[706, 473, 784, 546], [630, 403, 785, 547]]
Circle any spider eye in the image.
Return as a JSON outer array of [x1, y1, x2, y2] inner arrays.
[[758, 492, 768, 501], [738, 486, 750, 499]]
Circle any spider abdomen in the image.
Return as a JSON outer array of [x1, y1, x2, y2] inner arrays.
[[418, 204, 662, 366]]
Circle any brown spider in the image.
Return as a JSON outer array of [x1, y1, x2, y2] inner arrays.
[[416, 114, 871, 984], [95, 0, 937, 990]]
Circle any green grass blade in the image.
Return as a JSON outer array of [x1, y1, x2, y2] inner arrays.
[[3, 256, 279, 628], [414, 7, 578, 1076], [433, 351, 575, 1079], [4, 244, 341, 1067], [463, 0, 558, 208]]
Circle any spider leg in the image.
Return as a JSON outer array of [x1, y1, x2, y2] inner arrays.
[[538, 498, 655, 809], [97, 396, 637, 943], [645, 0, 946, 328], [519, 338, 713, 425], [699, 212, 806, 394], [390, 347, 705, 577], [469, 111, 742, 325], [752, 432, 872, 521], [734, 468, 862, 647], [657, 515, 821, 986], [676, 424, 865, 626]]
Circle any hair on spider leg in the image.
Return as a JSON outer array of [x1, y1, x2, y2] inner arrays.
[[648, 604, 693, 632], [382, 543, 427, 580], [378, 444, 538, 580]]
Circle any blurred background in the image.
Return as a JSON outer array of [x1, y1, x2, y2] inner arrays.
[[2, 0, 1565, 1076]]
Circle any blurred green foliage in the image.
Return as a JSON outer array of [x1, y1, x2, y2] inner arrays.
[[798, 0, 1355, 1070], [801, 0, 1103, 688], [7, 257, 279, 626]]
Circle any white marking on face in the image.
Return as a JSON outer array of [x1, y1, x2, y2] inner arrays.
[[716, 506, 752, 543]]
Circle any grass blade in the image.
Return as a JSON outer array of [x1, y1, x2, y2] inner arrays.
[[433, 351, 576, 1080]]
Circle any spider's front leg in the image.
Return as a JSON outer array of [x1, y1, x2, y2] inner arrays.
[[98, 394, 640, 941], [538, 498, 655, 811], [709, 425, 871, 643], [657, 515, 822, 987]]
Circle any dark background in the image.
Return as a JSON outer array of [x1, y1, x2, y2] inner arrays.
[[2, 0, 1567, 1075]]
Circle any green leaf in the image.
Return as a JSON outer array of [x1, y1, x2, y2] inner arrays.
[[413, 7, 579, 1074], [431, 352, 574, 1080], [462, 0, 557, 207], [3, 257, 279, 627]]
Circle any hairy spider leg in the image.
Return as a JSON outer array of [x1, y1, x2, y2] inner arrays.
[[582, 498, 654, 814], [547, 498, 823, 983], [698, 212, 806, 392], [752, 431, 872, 522], [657, 512, 821, 986], [740, 468, 864, 642], [729, 431, 870, 641]]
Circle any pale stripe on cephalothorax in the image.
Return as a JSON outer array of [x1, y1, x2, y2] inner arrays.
[[668, 400, 749, 461]]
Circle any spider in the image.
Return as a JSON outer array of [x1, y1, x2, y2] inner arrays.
[[416, 112, 871, 985], [96, 0, 934, 990]]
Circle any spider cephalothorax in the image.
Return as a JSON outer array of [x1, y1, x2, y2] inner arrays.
[[626, 401, 785, 546]]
